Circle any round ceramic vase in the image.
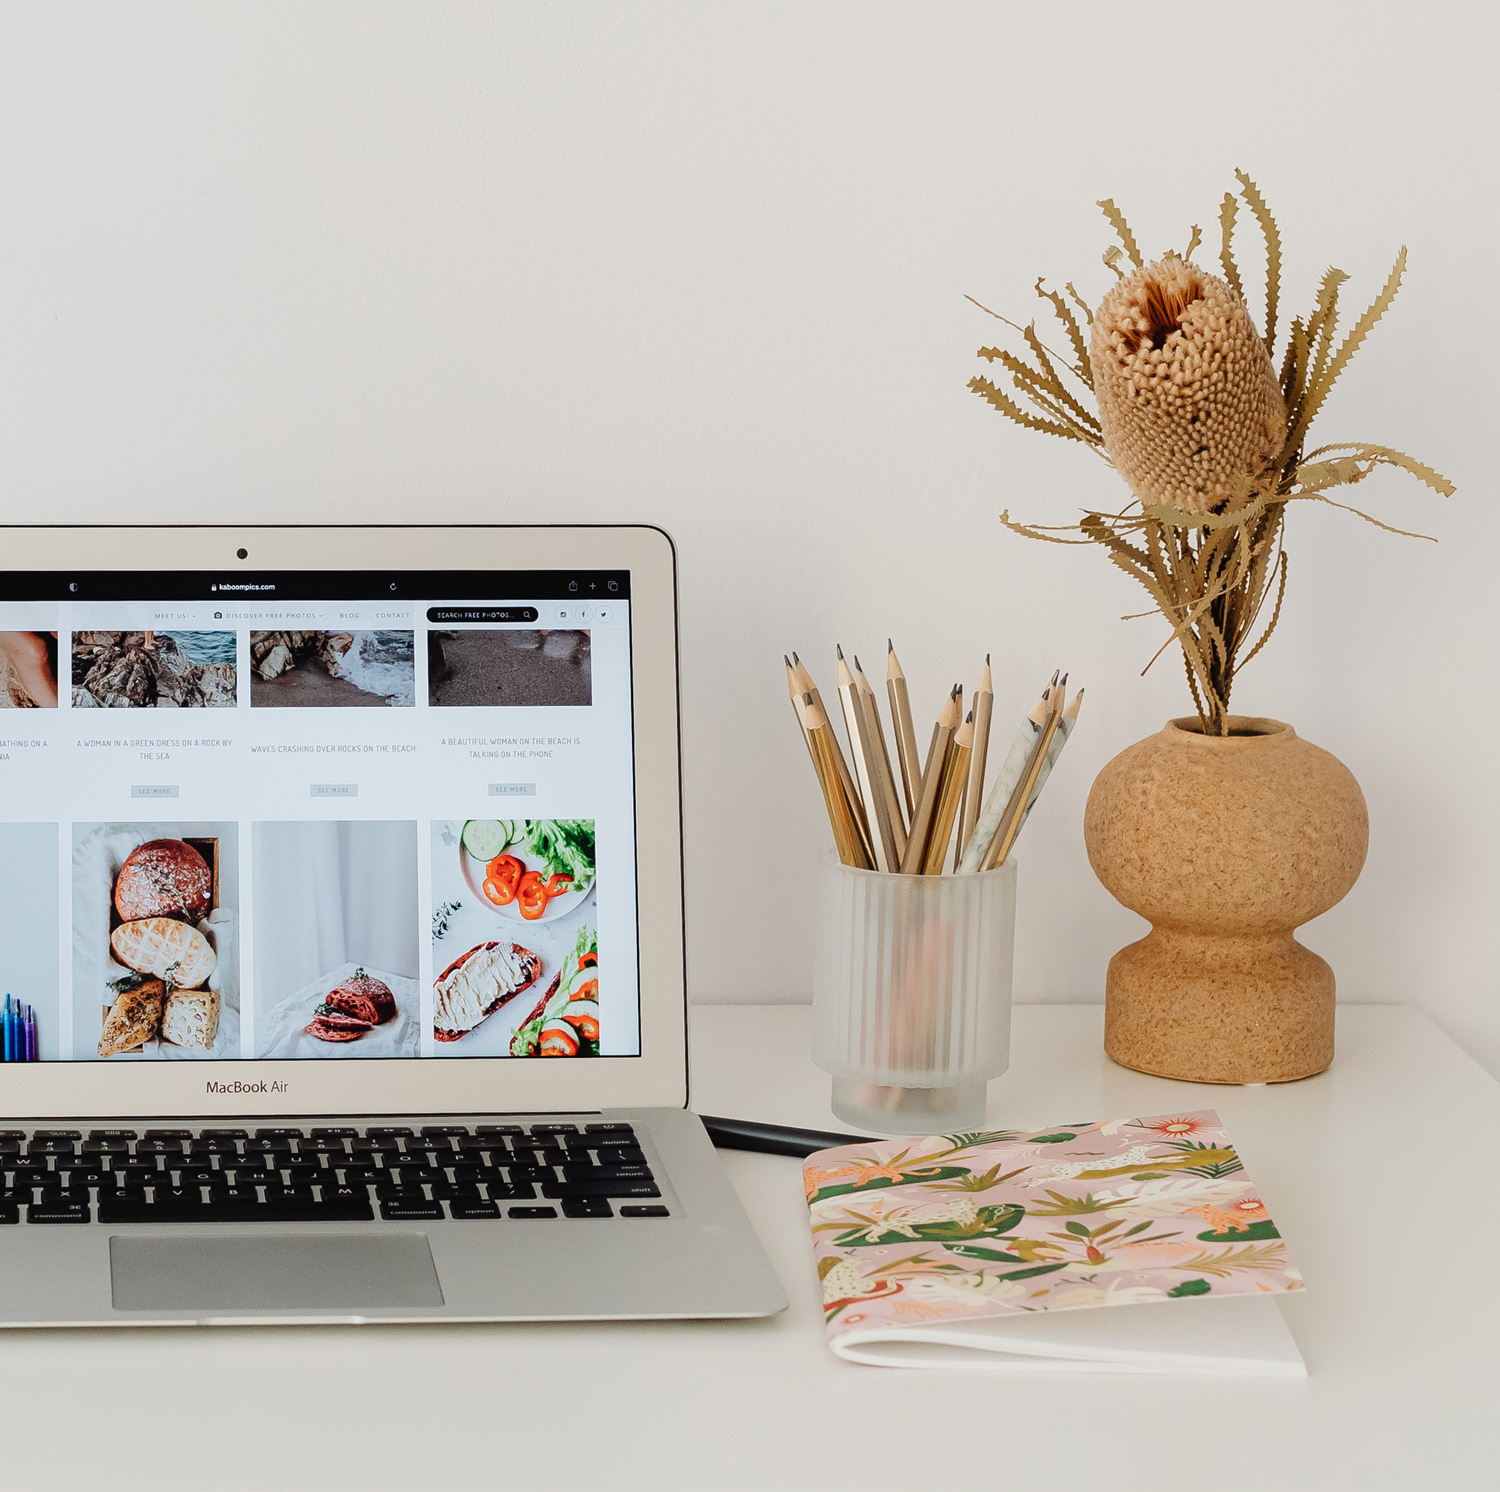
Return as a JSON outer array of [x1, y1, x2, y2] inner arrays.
[[1084, 716, 1368, 1084]]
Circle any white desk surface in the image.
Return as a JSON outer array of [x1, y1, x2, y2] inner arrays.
[[2, 1004, 1495, 1492]]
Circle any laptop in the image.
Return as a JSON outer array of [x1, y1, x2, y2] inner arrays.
[[0, 523, 787, 1326]]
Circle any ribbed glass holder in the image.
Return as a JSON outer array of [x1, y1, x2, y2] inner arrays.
[[812, 857, 1016, 1134]]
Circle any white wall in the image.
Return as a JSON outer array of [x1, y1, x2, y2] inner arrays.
[[1, 4, 1495, 1067]]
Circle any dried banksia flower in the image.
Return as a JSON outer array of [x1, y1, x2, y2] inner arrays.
[[968, 172, 1452, 733], [1091, 258, 1286, 515]]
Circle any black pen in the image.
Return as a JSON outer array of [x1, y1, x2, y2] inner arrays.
[[699, 1114, 875, 1158]]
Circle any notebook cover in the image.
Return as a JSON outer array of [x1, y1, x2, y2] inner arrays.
[[805, 1110, 1303, 1355]]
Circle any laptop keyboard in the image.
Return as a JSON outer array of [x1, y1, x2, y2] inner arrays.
[[0, 1124, 670, 1225]]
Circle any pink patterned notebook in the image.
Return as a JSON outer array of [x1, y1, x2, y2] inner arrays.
[[804, 1109, 1305, 1373]]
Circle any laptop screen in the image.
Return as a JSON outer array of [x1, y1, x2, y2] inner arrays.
[[0, 570, 640, 1067]]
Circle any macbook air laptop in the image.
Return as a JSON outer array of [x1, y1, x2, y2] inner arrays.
[[0, 524, 787, 1326]]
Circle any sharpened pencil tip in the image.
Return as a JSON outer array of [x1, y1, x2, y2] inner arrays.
[[835, 643, 845, 659], [792, 651, 802, 665], [986, 652, 990, 665], [887, 638, 894, 653]]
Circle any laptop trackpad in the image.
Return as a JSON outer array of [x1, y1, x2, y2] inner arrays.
[[110, 1233, 445, 1312]]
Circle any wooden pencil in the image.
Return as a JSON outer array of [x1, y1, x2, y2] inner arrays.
[[786, 655, 817, 772], [837, 648, 900, 872], [853, 654, 908, 855], [886, 641, 921, 821], [899, 687, 960, 874], [923, 713, 974, 875], [792, 651, 875, 866], [959, 655, 994, 861], [800, 692, 872, 868]]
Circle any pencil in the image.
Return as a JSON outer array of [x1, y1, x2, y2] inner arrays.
[[956, 684, 1051, 874], [900, 687, 960, 873], [886, 642, 921, 821], [853, 654, 908, 854], [924, 713, 974, 874], [837, 648, 900, 872], [793, 652, 875, 866], [979, 692, 1064, 872], [959, 655, 994, 860], [1015, 688, 1085, 836], [787, 655, 818, 771], [800, 692, 872, 868]]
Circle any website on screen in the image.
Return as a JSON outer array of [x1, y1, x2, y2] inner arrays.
[[0, 570, 639, 1064]]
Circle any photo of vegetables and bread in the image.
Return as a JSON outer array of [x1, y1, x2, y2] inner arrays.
[[71, 825, 239, 1060], [430, 819, 599, 1055]]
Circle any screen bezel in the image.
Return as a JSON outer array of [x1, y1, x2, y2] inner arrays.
[[0, 524, 688, 1117]]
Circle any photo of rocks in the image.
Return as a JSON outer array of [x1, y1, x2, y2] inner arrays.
[[71, 632, 237, 709], [250, 630, 415, 708]]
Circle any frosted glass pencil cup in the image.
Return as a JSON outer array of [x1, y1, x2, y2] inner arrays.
[[811, 857, 1017, 1134]]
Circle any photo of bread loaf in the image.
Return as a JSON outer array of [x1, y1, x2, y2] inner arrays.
[[72, 822, 240, 1060], [114, 838, 213, 922], [97, 980, 164, 1058], [110, 917, 217, 990]]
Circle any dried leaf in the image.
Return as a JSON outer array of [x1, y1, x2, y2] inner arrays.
[[1065, 282, 1094, 326], [1218, 192, 1245, 305], [1299, 249, 1407, 434], [1235, 170, 1282, 353], [1096, 199, 1143, 269], [1302, 442, 1455, 498], [1035, 278, 1093, 389], [969, 375, 1085, 442], [1184, 224, 1202, 262]]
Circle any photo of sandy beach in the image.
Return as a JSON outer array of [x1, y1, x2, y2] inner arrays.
[[428, 629, 591, 708], [71, 632, 236, 708], [250, 630, 415, 708]]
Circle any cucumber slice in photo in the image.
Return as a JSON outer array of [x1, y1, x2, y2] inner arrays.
[[462, 820, 511, 861]]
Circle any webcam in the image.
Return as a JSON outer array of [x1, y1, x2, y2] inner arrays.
[[236, 548, 248, 559]]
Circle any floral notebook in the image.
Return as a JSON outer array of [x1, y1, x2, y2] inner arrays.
[[804, 1110, 1305, 1374]]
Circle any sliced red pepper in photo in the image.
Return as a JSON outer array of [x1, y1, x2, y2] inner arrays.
[[539, 1021, 579, 1055], [517, 870, 549, 919], [484, 854, 524, 906], [542, 872, 574, 897]]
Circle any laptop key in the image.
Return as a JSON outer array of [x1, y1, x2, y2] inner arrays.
[[449, 1199, 502, 1219], [28, 1198, 90, 1224], [198, 1129, 249, 1139], [365, 1127, 413, 1139], [509, 1206, 559, 1219], [560, 1197, 614, 1219], [482, 1182, 536, 1202], [255, 1128, 305, 1139], [544, 1180, 661, 1200], [135, 1139, 187, 1156], [585, 1123, 635, 1135], [620, 1205, 671, 1218], [380, 1198, 444, 1220], [143, 1129, 192, 1139], [0, 1206, 16, 1225], [32, 1130, 82, 1141], [309, 1127, 359, 1138]]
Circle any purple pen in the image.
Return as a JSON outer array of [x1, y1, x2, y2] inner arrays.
[[26, 1006, 36, 1063]]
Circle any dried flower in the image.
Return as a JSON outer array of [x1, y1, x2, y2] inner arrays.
[[968, 172, 1453, 733], [1091, 259, 1285, 516]]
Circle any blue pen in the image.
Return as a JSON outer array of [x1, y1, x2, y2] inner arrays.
[[3, 995, 11, 1063], [27, 1006, 36, 1063]]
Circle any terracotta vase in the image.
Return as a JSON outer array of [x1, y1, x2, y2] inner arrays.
[[1083, 716, 1368, 1084]]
